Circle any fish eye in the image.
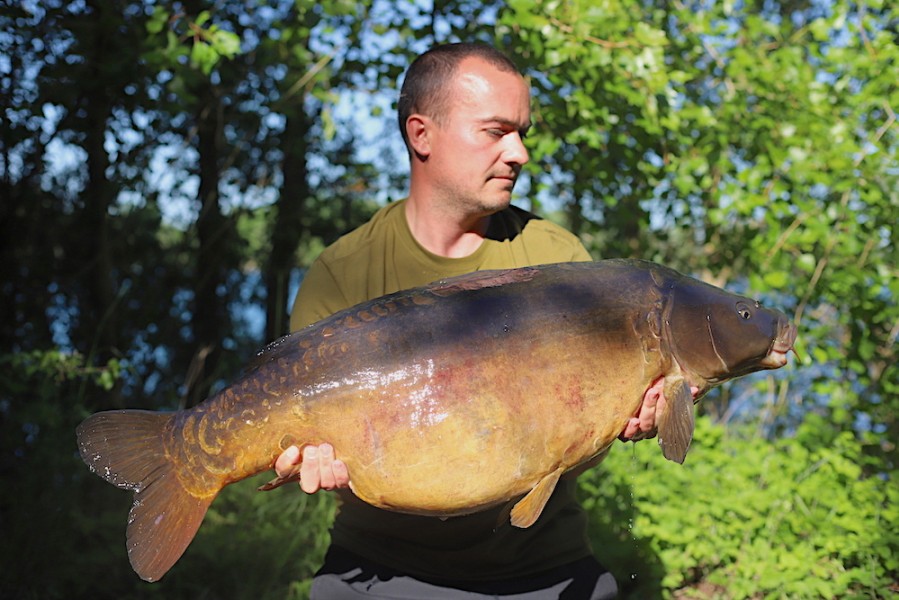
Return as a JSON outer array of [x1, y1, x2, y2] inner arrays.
[[736, 301, 752, 320]]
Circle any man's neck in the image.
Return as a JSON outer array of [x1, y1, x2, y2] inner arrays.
[[404, 197, 492, 258]]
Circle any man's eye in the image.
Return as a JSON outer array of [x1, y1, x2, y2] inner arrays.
[[487, 129, 505, 137]]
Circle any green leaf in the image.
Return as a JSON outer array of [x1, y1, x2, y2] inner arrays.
[[210, 29, 241, 58], [763, 270, 789, 288], [147, 6, 167, 35], [190, 41, 217, 75]]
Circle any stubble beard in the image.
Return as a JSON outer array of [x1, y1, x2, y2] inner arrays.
[[436, 173, 517, 219], [475, 176, 517, 214]]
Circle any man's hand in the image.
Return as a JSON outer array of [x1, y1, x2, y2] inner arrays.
[[619, 377, 699, 441], [274, 443, 350, 494]]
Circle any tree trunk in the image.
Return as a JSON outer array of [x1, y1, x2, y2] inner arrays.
[[265, 109, 311, 341], [82, 89, 117, 356], [76, 0, 123, 378], [186, 91, 230, 407]]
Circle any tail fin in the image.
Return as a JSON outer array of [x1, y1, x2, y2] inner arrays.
[[76, 410, 216, 582]]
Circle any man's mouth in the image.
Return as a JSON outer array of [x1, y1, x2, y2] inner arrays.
[[491, 168, 519, 180]]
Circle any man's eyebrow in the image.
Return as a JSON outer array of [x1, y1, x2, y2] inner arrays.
[[479, 117, 533, 132]]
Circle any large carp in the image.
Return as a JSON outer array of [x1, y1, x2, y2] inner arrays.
[[77, 259, 797, 582]]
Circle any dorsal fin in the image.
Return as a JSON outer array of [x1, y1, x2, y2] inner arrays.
[[244, 334, 295, 372], [429, 267, 539, 297]]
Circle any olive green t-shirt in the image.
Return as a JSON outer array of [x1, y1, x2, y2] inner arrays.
[[289, 198, 595, 582], [290, 199, 592, 331]]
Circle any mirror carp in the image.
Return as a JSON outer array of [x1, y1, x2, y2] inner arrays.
[[76, 258, 797, 581]]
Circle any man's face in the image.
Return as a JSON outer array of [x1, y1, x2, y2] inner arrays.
[[426, 58, 531, 215]]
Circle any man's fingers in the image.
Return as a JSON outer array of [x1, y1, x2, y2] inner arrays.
[[639, 397, 658, 432], [278, 443, 350, 494], [317, 444, 337, 490], [619, 417, 641, 440], [638, 383, 662, 433], [332, 458, 349, 487], [274, 444, 301, 477], [620, 379, 666, 441], [300, 445, 321, 494]]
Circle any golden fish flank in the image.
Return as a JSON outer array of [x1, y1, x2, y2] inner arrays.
[[76, 258, 797, 582]]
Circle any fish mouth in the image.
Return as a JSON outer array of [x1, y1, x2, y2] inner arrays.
[[759, 319, 798, 369]]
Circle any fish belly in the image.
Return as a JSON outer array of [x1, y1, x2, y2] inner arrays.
[[302, 335, 653, 516]]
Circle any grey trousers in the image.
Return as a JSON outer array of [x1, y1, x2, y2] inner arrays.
[[310, 547, 619, 599]]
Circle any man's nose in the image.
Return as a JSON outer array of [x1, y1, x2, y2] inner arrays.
[[503, 132, 529, 166]]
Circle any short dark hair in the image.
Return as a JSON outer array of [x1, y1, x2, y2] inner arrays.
[[397, 43, 522, 152]]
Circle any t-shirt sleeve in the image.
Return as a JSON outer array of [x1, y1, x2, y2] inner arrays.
[[288, 258, 351, 332], [570, 241, 592, 262]]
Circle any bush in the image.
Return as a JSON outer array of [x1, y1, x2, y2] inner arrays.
[[580, 415, 898, 599], [0, 350, 334, 599]]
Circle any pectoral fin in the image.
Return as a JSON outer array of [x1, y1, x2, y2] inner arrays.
[[657, 376, 695, 464], [509, 467, 564, 528]]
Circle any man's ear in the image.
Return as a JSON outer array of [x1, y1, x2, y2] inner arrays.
[[406, 115, 431, 160]]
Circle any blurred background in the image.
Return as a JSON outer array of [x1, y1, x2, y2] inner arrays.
[[1, 0, 896, 598]]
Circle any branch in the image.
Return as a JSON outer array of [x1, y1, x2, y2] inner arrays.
[[548, 16, 634, 49]]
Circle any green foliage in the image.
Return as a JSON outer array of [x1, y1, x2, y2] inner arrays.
[[1, 350, 126, 597], [2, 350, 122, 393], [144, 7, 241, 76], [0, 349, 335, 598], [582, 416, 899, 598]]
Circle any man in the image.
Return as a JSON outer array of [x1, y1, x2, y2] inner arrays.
[[275, 42, 655, 599]]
